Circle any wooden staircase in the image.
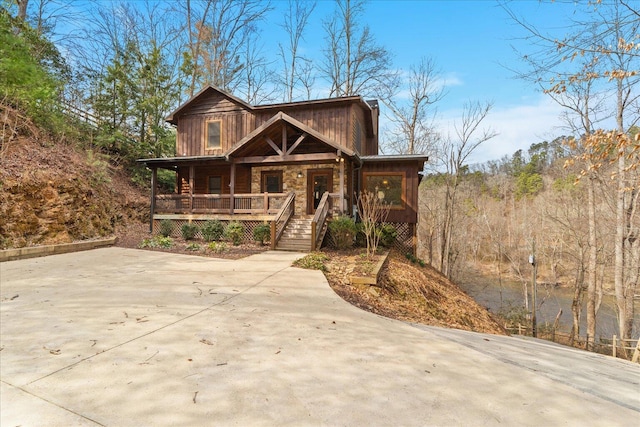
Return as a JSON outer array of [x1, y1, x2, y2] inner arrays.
[[276, 215, 314, 252]]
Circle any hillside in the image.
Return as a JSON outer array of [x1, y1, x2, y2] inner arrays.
[[323, 250, 508, 335], [0, 103, 148, 249]]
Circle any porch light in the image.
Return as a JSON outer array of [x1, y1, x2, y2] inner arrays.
[[297, 172, 303, 178]]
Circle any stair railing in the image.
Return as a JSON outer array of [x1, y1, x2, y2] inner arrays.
[[270, 191, 296, 250], [311, 191, 331, 251]]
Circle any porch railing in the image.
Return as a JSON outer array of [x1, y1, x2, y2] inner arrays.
[[311, 192, 331, 251], [270, 192, 296, 250], [154, 193, 288, 215]]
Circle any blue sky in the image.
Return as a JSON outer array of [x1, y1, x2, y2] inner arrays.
[[50, 0, 595, 164], [258, 0, 586, 164]]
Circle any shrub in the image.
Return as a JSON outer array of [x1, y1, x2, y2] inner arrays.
[[155, 236, 173, 248], [293, 252, 329, 271], [139, 236, 173, 249], [138, 238, 156, 248], [159, 219, 174, 237], [208, 241, 228, 253], [405, 252, 426, 267], [379, 224, 397, 248], [185, 243, 201, 252], [253, 223, 271, 245], [201, 220, 224, 242], [224, 221, 244, 245], [328, 215, 357, 250], [181, 223, 198, 240]]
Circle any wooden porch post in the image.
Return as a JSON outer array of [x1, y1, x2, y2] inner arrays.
[[149, 167, 157, 233], [270, 221, 276, 250], [264, 192, 269, 214], [230, 161, 235, 214], [339, 157, 345, 214], [189, 165, 194, 213]]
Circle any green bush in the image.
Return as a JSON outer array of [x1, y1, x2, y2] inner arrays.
[[185, 243, 201, 251], [181, 223, 198, 240], [328, 216, 357, 250], [293, 252, 329, 271], [159, 219, 174, 237], [224, 221, 244, 246], [201, 220, 224, 242], [379, 224, 397, 248], [405, 252, 426, 267], [207, 241, 228, 253], [139, 236, 173, 249], [253, 223, 271, 245]]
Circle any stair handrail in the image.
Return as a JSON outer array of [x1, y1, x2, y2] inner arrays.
[[270, 191, 296, 250], [311, 191, 331, 251]]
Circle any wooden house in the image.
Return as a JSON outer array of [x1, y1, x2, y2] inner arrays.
[[139, 86, 427, 252]]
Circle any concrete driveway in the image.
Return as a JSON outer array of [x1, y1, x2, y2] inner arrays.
[[1, 247, 638, 426]]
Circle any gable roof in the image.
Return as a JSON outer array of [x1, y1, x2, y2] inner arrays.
[[225, 111, 356, 159], [166, 85, 253, 125], [166, 85, 377, 133]]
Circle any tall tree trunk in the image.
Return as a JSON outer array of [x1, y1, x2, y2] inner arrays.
[[570, 265, 584, 346], [586, 176, 597, 350], [614, 78, 629, 340], [16, 0, 29, 21]]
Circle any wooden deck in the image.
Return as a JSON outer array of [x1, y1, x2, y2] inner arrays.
[[154, 192, 288, 215]]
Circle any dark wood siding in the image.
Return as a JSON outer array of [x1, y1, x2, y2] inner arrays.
[[177, 112, 255, 156], [173, 90, 379, 158], [360, 161, 421, 223], [175, 91, 255, 157]]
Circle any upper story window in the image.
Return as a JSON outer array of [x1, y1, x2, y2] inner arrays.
[[206, 120, 221, 149]]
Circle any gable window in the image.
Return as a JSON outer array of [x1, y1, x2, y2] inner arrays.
[[208, 176, 222, 194], [363, 173, 404, 209], [261, 171, 283, 193], [205, 120, 221, 149]]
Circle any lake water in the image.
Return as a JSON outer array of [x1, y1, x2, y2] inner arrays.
[[457, 273, 640, 340]]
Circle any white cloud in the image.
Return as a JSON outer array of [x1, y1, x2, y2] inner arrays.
[[436, 97, 568, 165]]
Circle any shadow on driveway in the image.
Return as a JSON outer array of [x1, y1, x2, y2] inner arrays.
[[1, 248, 638, 426]]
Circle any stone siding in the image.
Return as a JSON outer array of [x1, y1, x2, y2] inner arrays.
[[251, 163, 342, 215]]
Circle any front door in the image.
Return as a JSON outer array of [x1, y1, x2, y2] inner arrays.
[[307, 169, 333, 214]]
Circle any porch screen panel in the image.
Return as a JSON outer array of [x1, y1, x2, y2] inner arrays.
[[208, 176, 222, 194]]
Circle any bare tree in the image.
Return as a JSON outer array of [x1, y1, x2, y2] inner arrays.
[[504, 0, 640, 343], [235, 36, 276, 104], [180, 0, 270, 97], [438, 101, 498, 278], [278, 0, 316, 102], [14, 0, 29, 21], [357, 190, 390, 259], [321, 0, 396, 98], [381, 56, 446, 155]]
